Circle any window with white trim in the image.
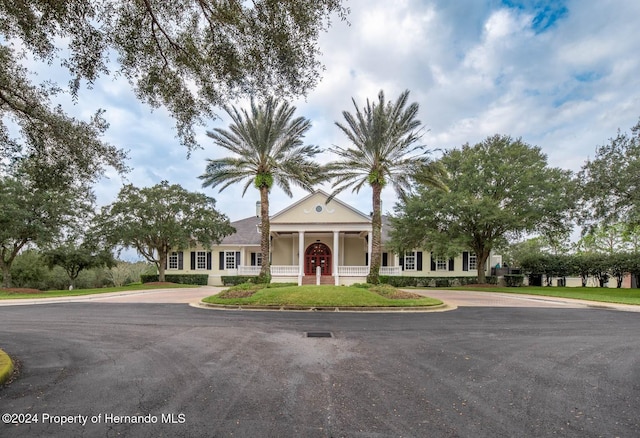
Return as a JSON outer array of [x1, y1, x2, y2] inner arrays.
[[469, 253, 477, 270], [168, 252, 179, 270], [196, 251, 207, 270], [255, 252, 262, 266], [404, 251, 416, 271], [225, 251, 237, 269], [436, 257, 448, 271]]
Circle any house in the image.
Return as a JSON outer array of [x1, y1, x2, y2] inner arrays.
[[167, 190, 496, 285]]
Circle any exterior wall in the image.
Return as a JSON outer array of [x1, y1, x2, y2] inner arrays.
[[272, 235, 294, 265], [382, 250, 489, 278], [165, 245, 488, 286], [342, 235, 367, 266], [165, 245, 262, 286]]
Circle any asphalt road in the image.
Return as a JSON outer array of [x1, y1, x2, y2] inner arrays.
[[0, 294, 639, 437]]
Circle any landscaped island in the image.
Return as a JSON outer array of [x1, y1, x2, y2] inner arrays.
[[202, 283, 443, 308]]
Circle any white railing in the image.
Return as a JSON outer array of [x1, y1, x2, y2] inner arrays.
[[338, 266, 369, 276], [270, 265, 300, 276], [237, 266, 261, 275], [380, 266, 402, 276]]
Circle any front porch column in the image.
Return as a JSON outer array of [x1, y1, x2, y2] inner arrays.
[[298, 231, 304, 286], [333, 231, 340, 285]]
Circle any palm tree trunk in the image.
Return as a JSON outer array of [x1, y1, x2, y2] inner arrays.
[[367, 183, 383, 284], [259, 186, 271, 282]]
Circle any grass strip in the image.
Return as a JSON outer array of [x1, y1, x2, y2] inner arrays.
[[450, 286, 640, 305]]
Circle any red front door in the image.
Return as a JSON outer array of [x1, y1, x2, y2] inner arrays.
[[305, 243, 332, 275]]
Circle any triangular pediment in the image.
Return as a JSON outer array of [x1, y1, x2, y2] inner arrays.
[[271, 191, 371, 224]]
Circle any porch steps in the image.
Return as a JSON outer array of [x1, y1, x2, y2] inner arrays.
[[301, 275, 335, 285]]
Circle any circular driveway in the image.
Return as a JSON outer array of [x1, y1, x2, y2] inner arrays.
[[1, 290, 639, 437]]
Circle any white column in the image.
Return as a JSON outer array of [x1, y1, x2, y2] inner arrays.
[[333, 231, 340, 285], [298, 231, 305, 286]]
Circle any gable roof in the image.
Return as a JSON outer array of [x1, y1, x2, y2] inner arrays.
[[270, 190, 372, 224]]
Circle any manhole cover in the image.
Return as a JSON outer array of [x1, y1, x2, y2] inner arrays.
[[306, 331, 333, 338]]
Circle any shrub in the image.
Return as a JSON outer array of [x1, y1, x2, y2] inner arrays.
[[221, 275, 258, 286], [503, 274, 525, 287], [141, 274, 209, 285], [141, 274, 159, 283], [379, 276, 480, 287]]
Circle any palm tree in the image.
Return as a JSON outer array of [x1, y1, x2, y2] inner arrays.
[[200, 97, 322, 282], [329, 89, 447, 284]]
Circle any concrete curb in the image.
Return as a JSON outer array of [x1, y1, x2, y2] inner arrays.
[[0, 348, 14, 385], [194, 301, 455, 313]]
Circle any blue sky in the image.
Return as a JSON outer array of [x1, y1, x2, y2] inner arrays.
[[28, 0, 640, 225]]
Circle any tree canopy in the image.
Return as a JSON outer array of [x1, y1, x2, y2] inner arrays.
[[42, 242, 116, 288], [0, 0, 348, 152], [92, 181, 234, 281], [0, 173, 92, 288], [390, 135, 575, 283], [578, 119, 640, 228]]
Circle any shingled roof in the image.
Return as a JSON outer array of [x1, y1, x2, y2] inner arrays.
[[220, 216, 261, 245]]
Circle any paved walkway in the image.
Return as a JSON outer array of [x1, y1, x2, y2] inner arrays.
[[0, 286, 223, 306]]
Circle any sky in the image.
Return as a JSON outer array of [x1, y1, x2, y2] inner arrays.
[[28, 0, 640, 225]]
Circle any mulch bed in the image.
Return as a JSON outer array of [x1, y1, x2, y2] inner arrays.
[[0, 288, 43, 294], [144, 282, 177, 286], [216, 289, 257, 299], [386, 290, 425, 299]]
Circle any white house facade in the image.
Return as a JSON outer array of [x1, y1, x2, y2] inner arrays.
[[166, 190, 497, 286]]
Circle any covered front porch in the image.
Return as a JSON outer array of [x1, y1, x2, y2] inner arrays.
[[237, 226, 402, 285]]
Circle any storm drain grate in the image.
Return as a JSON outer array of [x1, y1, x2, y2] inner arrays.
[[306, 331, 333, 338]]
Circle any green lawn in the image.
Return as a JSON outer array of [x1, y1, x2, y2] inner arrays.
[[203, 284, 443, 308], [450, 285, 640, 306], [0, 283, 196, 300]]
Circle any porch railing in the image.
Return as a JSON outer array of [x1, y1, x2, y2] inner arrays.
[[237, 266, 261, 275], [238, 265, 401, 277], [338, 266, 369, 276], [380, 266, 402, 276], [270, 265, 300, 276]]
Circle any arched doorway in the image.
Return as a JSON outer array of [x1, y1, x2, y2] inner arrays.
[[305, 242, 332, 276]]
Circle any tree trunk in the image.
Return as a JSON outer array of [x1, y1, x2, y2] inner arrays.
[[158, 255, 166, 282], [1, 262, 11, 289], [367, 184, 382, 284], [477, 249, 490, 284], [259, 186, 271, 283]]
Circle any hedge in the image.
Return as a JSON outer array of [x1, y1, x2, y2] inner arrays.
[[221, 275, 258, 286], [503, 274, 525, 287], [379, 276, 484, 287], [140, 274, 209, 285]]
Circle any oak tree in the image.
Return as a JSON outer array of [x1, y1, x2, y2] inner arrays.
[[93, 181, 234, 281], [390, 135, 575, 283]]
